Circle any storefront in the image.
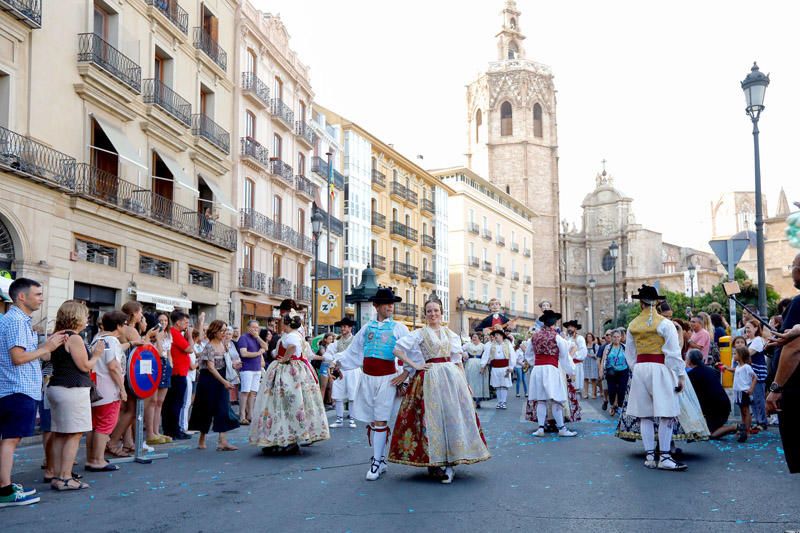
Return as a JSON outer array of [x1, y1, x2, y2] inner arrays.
[[74, 281, 119, 341], [241, 300, 274, 327]]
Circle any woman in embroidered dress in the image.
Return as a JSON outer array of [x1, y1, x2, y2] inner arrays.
[[249, 312, 330, 455], [388, 298, 490, 484], [462, 333, 489, 408]]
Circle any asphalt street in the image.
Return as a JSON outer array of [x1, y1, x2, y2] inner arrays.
[[3, 395, 799, 533]]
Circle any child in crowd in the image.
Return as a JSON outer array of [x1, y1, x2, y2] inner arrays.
[[721, 347, 756, 443]]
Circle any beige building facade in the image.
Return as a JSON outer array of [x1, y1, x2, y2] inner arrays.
[[432, 167, 536, 336], [0, 1, 237, 332]]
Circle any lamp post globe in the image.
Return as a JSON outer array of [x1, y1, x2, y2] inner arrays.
[[741, 62, 770, 116]]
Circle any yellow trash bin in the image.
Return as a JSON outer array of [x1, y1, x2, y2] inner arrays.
[[718, 336, 733, 388]]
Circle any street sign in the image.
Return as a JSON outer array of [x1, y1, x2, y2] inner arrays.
[[709, 238, 750, 269], [127, 344, 162, 399]]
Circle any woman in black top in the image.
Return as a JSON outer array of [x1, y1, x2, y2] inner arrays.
[[46, 300, 102, 491]]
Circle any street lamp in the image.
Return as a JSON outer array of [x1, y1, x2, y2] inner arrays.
[[741, 62, 770, 317], [588, 277, 596, 333], [311, 209, 324, 335], [410, 271, 418, 329], [457, 296, 466, 337], [609, 241, 619, 327], [345, 265, 379, 331], [688, 263, 696, 309], [325, 151, 334, 279]]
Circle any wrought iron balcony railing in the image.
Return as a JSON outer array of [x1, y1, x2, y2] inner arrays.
[[270, 158, 294, 184], [145, 0, 188, 34], [311, 155, 328, 177], [295, 175, 318, 199], [71, 163, 236, 250], [312, 261, 343, 279], [496, 235, 506, 246], [238, 267, 266, 292], [240, 137, 268, 167], [0, 126, 77, 188], [395, 302, 417, 318], [241, 71, 270, 108], [192, 114, 230, 153], [332, 168, 344, 191], [269, 277, 293, 298], [143, 78, 191, 127], [467, 222, 480, 234], [510, 242, 519, 253], [467, 256, 480, 268], [193, 26, 227, 71], [422, 270, 436, 284], [270, 98, 294, 128], [421, 197, 435, 214], [295, 121, 315, 145], [390, 180, 407, 199], [422, 234, 435, 249], [391, 261, 418, 279], [239, 208, 312, 255], [524, 248, 531, 257], [296, 284, 312, 303], [371, 253, 386, 271], [390, 221, 418, 242], [511, 272, 520, 281], [371, 211, 386, 229], [78, 33, 141, 93], [496, 266, 506, 277], [0, 0, 41, 28], [405, 188, 418, 206], [482, 260, 492, 272], [524, 275, 532, 285], [313, 206, 343, 237], [371, 169, 385, 187], [481, 228, 492, 240]]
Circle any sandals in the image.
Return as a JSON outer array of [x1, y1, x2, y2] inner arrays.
[[216, 444, 239, 452], [106, 445, 132, 458], [51, 477, 89, 491], [44, 471, 83, 483], [85, 463, 120, 472]]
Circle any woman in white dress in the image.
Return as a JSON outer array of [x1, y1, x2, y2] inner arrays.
[[249, 313, 330, 455], [389, 298, 490, 484], [463, 333, 489, 407], [480, 330, 515, 409]]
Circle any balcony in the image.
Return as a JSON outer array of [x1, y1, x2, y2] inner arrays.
[[238, 268, 266, 292], [481, 228, 492, 240], [193, 26, 227, 71], [0, 0, 41, 28], [524, 275, 532, 285], [496, 235, 506, 247], [145, 0, 188, 35], [241, 71, 270, 109], [390, 221, 418, 243], [371, 253, 386, 271], [270, 98, 294, 129], [332, 168, 345, 191], [422, 234, 435, 250], [391, 261, 418, 279], [313, 206, 344, 237], [71, 163, 236, 250], [467, 256, 480, 268], [143, 78, 191, 127], [312, 261, 343, 279], [77, 33, 141, 93], [295, 121, 315, 146], [295, 175, 318, 200], [511, 272, 520, 281], [239, 208, 312, 255], [371, 169, 385, 188], [467, 222, 480, 234], [371, 211, 386, 230], [270, 158, 294, 185], [269, 277, 293, 298], [390, 181, 407, 201], [524, 248, 531, 257], [240, 137, 269, 169], [482, 260, 492, 272], [405, 188, 418, 207], [192, 114, 230, 154], [421, 197, 435, 215], [311, 155, 328, 177], [422, 270, 436, 284], [395, 302, 417, 319], [511, 242, 519, 253], [0, 126, 76, 190], [295, 285, 312, 303], [496, 266, 506, 277]]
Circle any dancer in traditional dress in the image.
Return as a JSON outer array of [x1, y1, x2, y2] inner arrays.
[[525, 309, 578, 437], [333, 288, 410, 481], [564, 321, 587, 397], [618, 285, 687, 471], [463, 333, 489, 407], [475, 298, 517, 335], [389, 297, 491, 484], [480, 329, 514, 409], [328, 317, 361, 429], [249, 312, 330, 455]]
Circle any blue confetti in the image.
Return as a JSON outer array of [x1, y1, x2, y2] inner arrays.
[[408, 509, 415, 513]]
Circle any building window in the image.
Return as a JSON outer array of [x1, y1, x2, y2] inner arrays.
[[500, 101, 513, 136], [524, 293, 529, 311], [246, 48, 257, 75], [189, 267, 214, 288], [297, 152, 305, 176], [139, 254, 172, 279], [299, 100, 306, 124], [468, 279, 476, 300], [482, 283, 489, 302], [533, 103, 543, 138], [482, 247, 488, 262], [482, 215, 488, 231], [475, 109, 482, 143], [93, 1, 117, 43], [298, 208, 305, 236], [508, 41, 518, 60], [74, 237, 118, 267], [199, 84, 215, 118], [273, 253, 282, 278], [496, 287, 502, 301], [273, 194, 282, 224], [469, 208, 475, 224], [511, 291, 516, 311], [468, 242, 475, 258], [243, 243, 253, 270], [245, 111, 256, 139], [244, 178, 254, 210], [273, 133, 282, 160], [274, 76, 283, 101]]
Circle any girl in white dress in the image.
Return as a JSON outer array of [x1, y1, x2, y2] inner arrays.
[[480, 330, 514, 409], [463, 333, 489, 407]]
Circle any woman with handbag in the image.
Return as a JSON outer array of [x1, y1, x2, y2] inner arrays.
[[600, 329, 629, 416], [189, 320, 240, 451]]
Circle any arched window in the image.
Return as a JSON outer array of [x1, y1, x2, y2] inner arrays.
[[508, 41, 518, 60], [533, 103, 543, 138], [500, 101, 513, 136], [475, 109, 482, 143], [510, 17, 517, 30]]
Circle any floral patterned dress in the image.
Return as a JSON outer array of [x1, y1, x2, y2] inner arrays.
[[388, 327, 491, 467], [249, 331, 330, 448]]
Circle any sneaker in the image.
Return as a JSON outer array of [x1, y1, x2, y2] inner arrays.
[[366, 458, 382, 481], [441, 466, 455, 484], [657, 454, 688, 471], [143, 443, 155, 453], [0, 490, 40, 508], [532, 427, 545, 437], [173, 432, 192, 441], [11, 484, 36, 497], [557, 426, 577, 437], [495, 403, 503, 409], [644, 451, 657, 469], [348, 417, 357, 429], [330, 417, 344, 428], [378, 459, 388, 475], [516, 393, 520, 398], [500, 402, 508, 409]]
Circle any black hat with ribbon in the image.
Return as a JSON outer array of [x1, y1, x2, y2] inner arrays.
[[539, 309, 562, 327], [631, 284, 666, 302], [334, 317, 357, 328], [563, 320, 582, 330], [370, 287, 402, 304]]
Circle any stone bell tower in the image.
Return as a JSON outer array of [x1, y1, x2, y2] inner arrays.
[[465, 0, 562, 309]]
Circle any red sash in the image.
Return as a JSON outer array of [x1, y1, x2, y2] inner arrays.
[[535, 354, 559, 367], [363, 357, 397, 376], [637, 354, 665, 364], [490, 359, 510, 368]]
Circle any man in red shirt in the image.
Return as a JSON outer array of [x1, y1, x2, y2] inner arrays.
[[688, 317, 711, 364], [162, 310, 193, 440]]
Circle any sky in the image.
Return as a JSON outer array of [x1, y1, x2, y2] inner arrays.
[[252, 0, 800, 252]]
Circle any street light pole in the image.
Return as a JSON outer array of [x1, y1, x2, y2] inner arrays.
[[688, 263, 696, 309], [311, 210, 323, 336], [741, 62, 770, 317], [410, 271, 418, 330], [588, 277, 596, 333], [609, 241, 619, 327], [457, 296, 466, 337], [325, 151, 333, 279]]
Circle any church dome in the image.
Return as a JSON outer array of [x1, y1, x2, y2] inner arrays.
[[732, 230, 757, 248]]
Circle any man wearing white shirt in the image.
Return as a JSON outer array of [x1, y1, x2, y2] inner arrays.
[[564, 320, 587, 397], [328, 317, 360, 429]]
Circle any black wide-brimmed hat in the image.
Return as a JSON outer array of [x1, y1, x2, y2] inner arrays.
[[370, 287, 402, 304], [489, 328, 513, 342], [563, 320, 582, 330], [632, 284, 666, 302], [334, 317, 357, 328], [539, 309, 562, 326]]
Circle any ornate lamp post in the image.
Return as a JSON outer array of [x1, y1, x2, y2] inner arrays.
[[456, 296, 466, 337], [410, 271, 418, 330], [345, 265, 379, 330], [311, 209, 324, 335], [688, 263, 696, 309], [609, 241, 619, 327], [741, 62, 770, 317], [588, 276, 596, 333]]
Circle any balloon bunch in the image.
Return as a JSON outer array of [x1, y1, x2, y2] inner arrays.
[[787, 209, 800, 249]]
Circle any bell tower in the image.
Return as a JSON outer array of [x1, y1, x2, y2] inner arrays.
[[465, 0, 562, 309]]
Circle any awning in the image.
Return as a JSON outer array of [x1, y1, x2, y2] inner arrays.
[[91, 114, 147, 170], [199, 174, 236, 213], [135, 290, 192, 312], [154, 149, 197, 193]]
